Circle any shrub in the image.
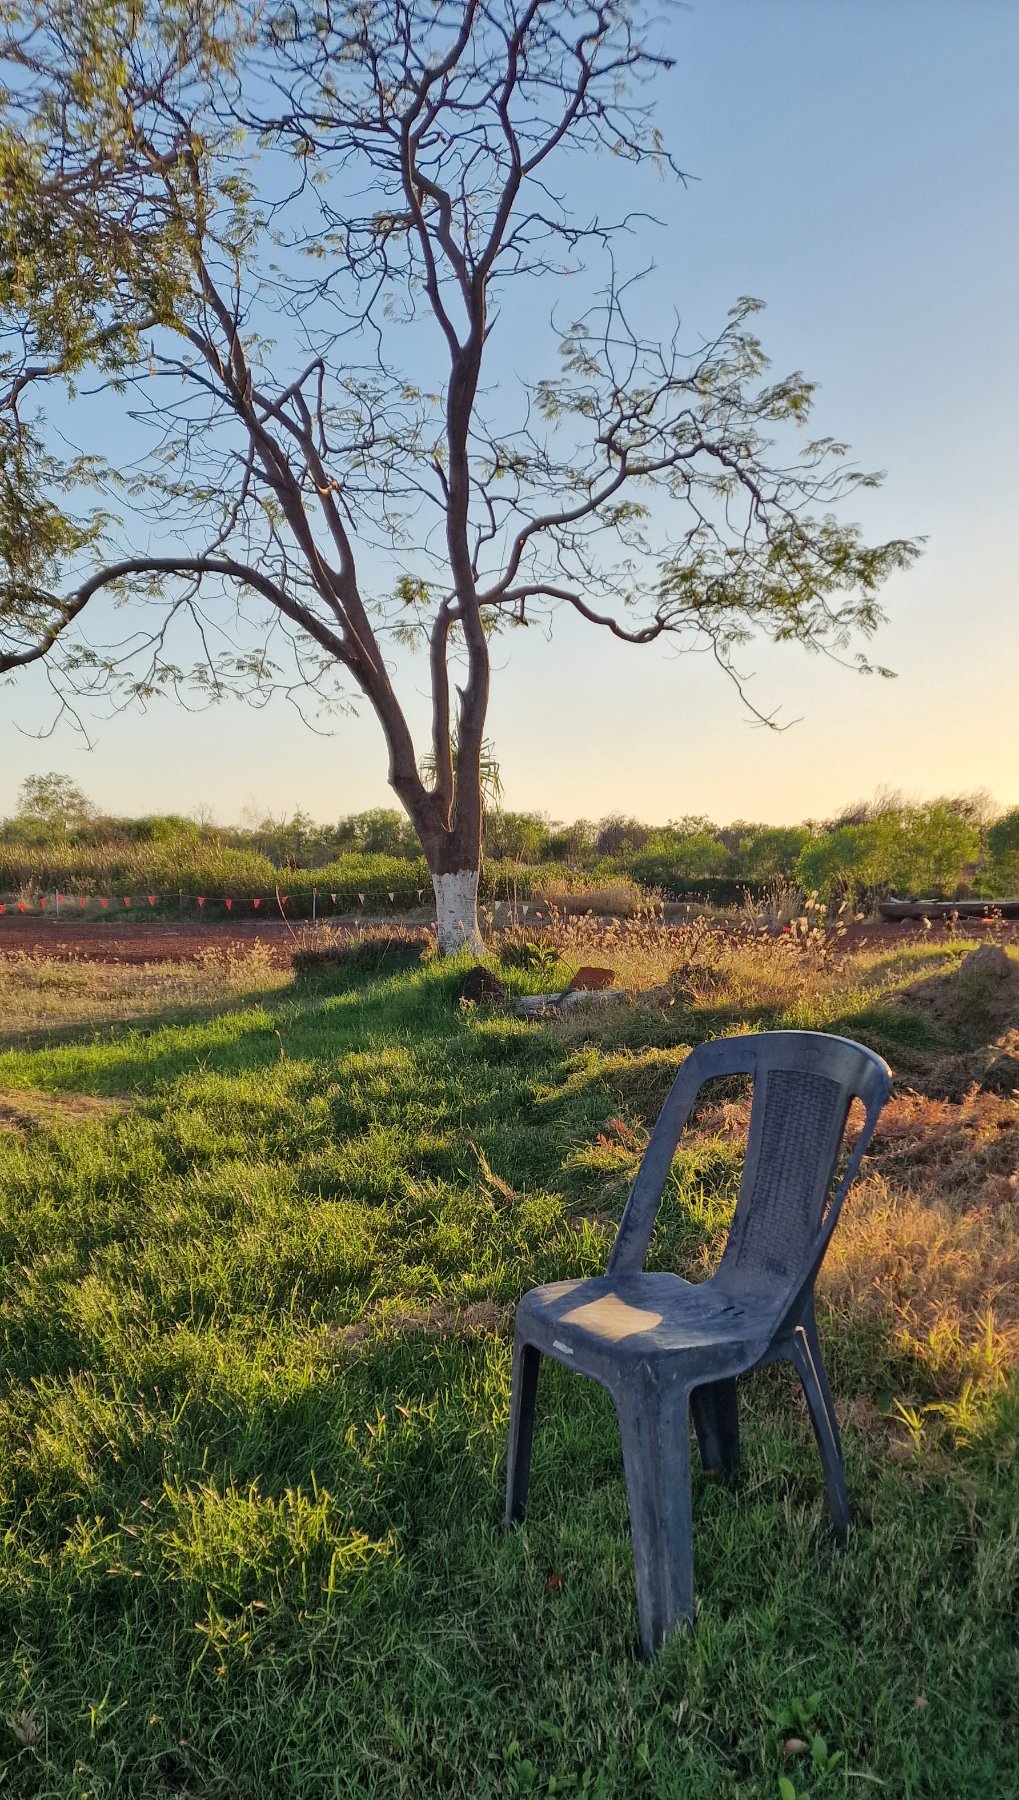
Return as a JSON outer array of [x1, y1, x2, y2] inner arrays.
[[797, 804, 981, 902]]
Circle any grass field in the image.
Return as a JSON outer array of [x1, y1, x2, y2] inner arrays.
[[0, 929, 1016, 1799]]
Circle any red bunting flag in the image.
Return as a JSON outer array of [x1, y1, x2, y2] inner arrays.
[[40, 897, 47, 909], [197, 896, 205, 907], [100, 898, 108, 909], [18, 902, 26, 912], [225, 898, 233, 910], [252, 897, 261, 909], [79, 897, 87, 908], [280, 895, 288, 907], [58, 894, 66, 904], [147, 896, 155, 906], [123, 897, 131, 907], [0, 904, 5, 915]]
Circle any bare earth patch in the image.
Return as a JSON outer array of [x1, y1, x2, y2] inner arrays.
[[892, 943, 1019, 1098], [0, 1086, 130, 1132], [326, 1298, 509, 1355]]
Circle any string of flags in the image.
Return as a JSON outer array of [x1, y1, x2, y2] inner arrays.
[[0, 886, 539, 917], [0, 886, 539, 916]]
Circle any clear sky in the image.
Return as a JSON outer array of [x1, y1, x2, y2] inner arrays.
[[1, 0, 1017, 827]]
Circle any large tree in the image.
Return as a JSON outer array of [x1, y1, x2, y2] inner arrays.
[[0, 0, 918, 950]]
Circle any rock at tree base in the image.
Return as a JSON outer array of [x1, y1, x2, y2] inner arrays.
[[458, 965, 508, 1005], [567, 965, 616, 991]]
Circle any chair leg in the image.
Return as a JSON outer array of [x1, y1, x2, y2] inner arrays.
[[789, 1324, 851, 1546], [691, 1378, 741, 1477], [802, 1302, 842, 1448], [613, 1369, 694, 1658], [505, 1337, 541, 1526]]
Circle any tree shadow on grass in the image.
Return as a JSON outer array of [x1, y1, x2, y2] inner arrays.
[[0, 976, 293, 1058], [0, 963, 442, 1087]]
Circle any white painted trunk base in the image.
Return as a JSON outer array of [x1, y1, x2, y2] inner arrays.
[[432, 868, 485, 957]]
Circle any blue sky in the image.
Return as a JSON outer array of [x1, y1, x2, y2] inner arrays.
[[2, 0, 1016, 827]]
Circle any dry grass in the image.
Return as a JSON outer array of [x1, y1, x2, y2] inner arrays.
[[0, 944, 289, 1045], [522, 914, 851, 1028], [823, 1088, 1019, 1388], [679, 1081, 1019, 1390], [0, 1087, 129, 1131], [673, 920, 848, 1013], [528, 874, 651, 916]]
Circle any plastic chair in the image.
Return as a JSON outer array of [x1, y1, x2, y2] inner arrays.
[[505, 1030, 891, 1657]]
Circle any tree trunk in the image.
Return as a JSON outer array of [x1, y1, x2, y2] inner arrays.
[[431, 866, 485, 957]]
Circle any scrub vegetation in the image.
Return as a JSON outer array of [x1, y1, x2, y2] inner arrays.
[[2, 776, 1018, 914]]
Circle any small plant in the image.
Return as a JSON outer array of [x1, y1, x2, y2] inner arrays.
[[497, 933, 565, 980], [523, 941, 562, 980], [889, 1398, 925, 1454], [770, 1693, 844, 1798]]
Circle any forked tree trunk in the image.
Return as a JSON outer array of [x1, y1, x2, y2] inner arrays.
[[431, 865, 485, 957]]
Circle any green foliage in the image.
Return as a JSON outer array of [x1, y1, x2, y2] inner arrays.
[[313, 854, 431, 909], [594, 815, 653, 858], [13, 772, 96, 836], [735, 825, 812, 882], [486, 812, 554, 864], [541, 819, 597, 866], [0, 0, 209, 674], [3, 784, 1016, 905], [334, 809, 422, 859], [630, 825, 729, 893], [985, 808, 1019, 896], [796, 803, 982, 901]]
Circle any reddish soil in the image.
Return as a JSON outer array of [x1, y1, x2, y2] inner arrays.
[[0, 916, 306, 964], [841, 918, 1019, 952], [2, 909, 1019, 967]]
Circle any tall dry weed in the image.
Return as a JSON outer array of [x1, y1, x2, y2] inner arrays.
[[504, 910, 851, 1006], [528, 875, 651, 917]]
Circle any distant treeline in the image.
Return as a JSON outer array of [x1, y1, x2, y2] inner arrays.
[[2, 775, 1018, 908]]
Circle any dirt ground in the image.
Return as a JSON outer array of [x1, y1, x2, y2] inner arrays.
[[2, 910, 1019, 965], [0, 916, 303, 963]]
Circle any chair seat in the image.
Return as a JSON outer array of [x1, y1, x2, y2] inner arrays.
[[518, 1271, 773, 1366]]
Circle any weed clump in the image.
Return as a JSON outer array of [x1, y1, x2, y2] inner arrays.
[[291, 925, 431, 975]]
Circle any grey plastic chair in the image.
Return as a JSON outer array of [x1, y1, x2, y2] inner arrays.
[[505, 1029, 891, 1657]]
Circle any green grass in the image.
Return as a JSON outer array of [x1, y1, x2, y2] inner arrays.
[[0, 947, 1016, 1798]]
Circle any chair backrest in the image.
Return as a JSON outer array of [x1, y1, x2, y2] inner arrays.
[[607, 1031, 891, 1317]]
